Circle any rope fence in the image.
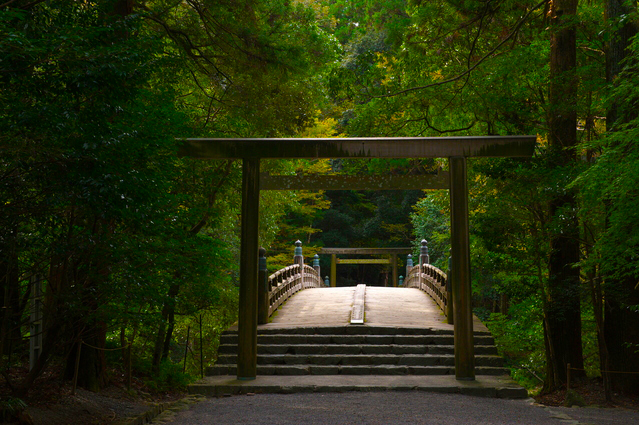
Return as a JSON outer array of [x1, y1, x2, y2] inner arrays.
[[566, 362, 639, 394], [71, 339, 133, 395], [567, 364, 639, 375]]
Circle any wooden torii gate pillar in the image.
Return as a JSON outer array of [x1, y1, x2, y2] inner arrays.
[[179, 136, 536, 381]]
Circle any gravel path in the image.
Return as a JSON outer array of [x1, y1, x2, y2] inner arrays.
[[160, 392, 639, 425]]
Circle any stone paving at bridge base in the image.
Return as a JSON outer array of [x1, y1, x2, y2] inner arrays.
[[197, 286, 526, 399], [189, 374, 527, 399]]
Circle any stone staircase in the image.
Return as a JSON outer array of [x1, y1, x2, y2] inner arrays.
[[208, 325, 509, 377]]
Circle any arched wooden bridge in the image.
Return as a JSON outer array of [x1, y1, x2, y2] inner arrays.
[[261, 242, 458, 327], [207, 242, 508, 380]]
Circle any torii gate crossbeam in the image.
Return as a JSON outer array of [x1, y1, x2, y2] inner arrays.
[[179, 136, 536, 382]]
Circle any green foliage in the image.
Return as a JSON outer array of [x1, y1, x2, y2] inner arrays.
[[411, 193, 450, 268], [0, 397, 27, 422], [0, 0, 338, 395], [580, 305, 602, 377], [575, 34, 639, 282], [146, 0, 339, 137], [135, 358, 195, 393], [485, 300, 545, 389]]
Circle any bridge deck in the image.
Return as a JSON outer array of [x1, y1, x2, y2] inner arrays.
[[260, 286, 487, 332]]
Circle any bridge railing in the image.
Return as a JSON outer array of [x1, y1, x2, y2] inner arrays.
[[267, 264, 323, 316], [258, 241, 325, 323], [405, 263, 449, 319]]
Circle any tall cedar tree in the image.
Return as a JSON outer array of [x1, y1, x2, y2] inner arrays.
[[544, 0, 584, 392], [604, 0, 639, 394]]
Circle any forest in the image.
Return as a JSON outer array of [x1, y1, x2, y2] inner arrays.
[[1, 0, 639, 409]]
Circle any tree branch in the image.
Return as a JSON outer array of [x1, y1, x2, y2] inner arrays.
[[373, 0, 548, 99], [1, 0, 48, 10], [188, 160, 234, 235]]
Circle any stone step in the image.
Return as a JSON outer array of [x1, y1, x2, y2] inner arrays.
[[219, 334, 495, 346], [213, 326, 507, 379], [215, 354, 504, 368], [222, 326, 465, 336], [218, 343, 498, 356], [426, 345, 498, 355], [207, 364, 509, 376]]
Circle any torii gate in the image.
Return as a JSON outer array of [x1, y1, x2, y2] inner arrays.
[[179, 136, 536, 381], [318, 247, 414, 288]]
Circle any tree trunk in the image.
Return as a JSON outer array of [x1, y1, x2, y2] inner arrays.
[[151, 322, 167, 373], [543, 0, 584, 392], [152, 283, 179, 371], [0, 238, 22, 356], [603, 0, 639, 395], [13, 318, 61, 397], [604, 288, 639, 394], [606, 0, 638, 131], [162, 310, 175, 361], [591, 274, 612, 401], [65, 323, 108, 392], [61, 214, 111, 392]]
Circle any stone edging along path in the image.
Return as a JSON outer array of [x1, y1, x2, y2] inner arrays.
[[189, 375, 528, 399], [116, 395, 206, 425]]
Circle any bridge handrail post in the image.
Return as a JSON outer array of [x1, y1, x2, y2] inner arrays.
[[419, 239, 430, 266], [419, 240, 428, 290], [258, 247, 269, 325], [313, 254, 320, 278], [294, 240, 304, 288], [265, 243, 325, 318]]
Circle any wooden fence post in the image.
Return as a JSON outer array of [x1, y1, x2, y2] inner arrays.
[[183, 326, 190, 374], [29, 274, 43, 372], [199, 314, 204, 379]]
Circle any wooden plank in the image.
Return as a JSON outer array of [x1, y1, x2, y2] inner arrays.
[[337, 259, 391, 264], [179, 136, 536, 159], [260, 173, 449, 190], [319, 248, 412, 255], [350, 284, 366, 325]]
